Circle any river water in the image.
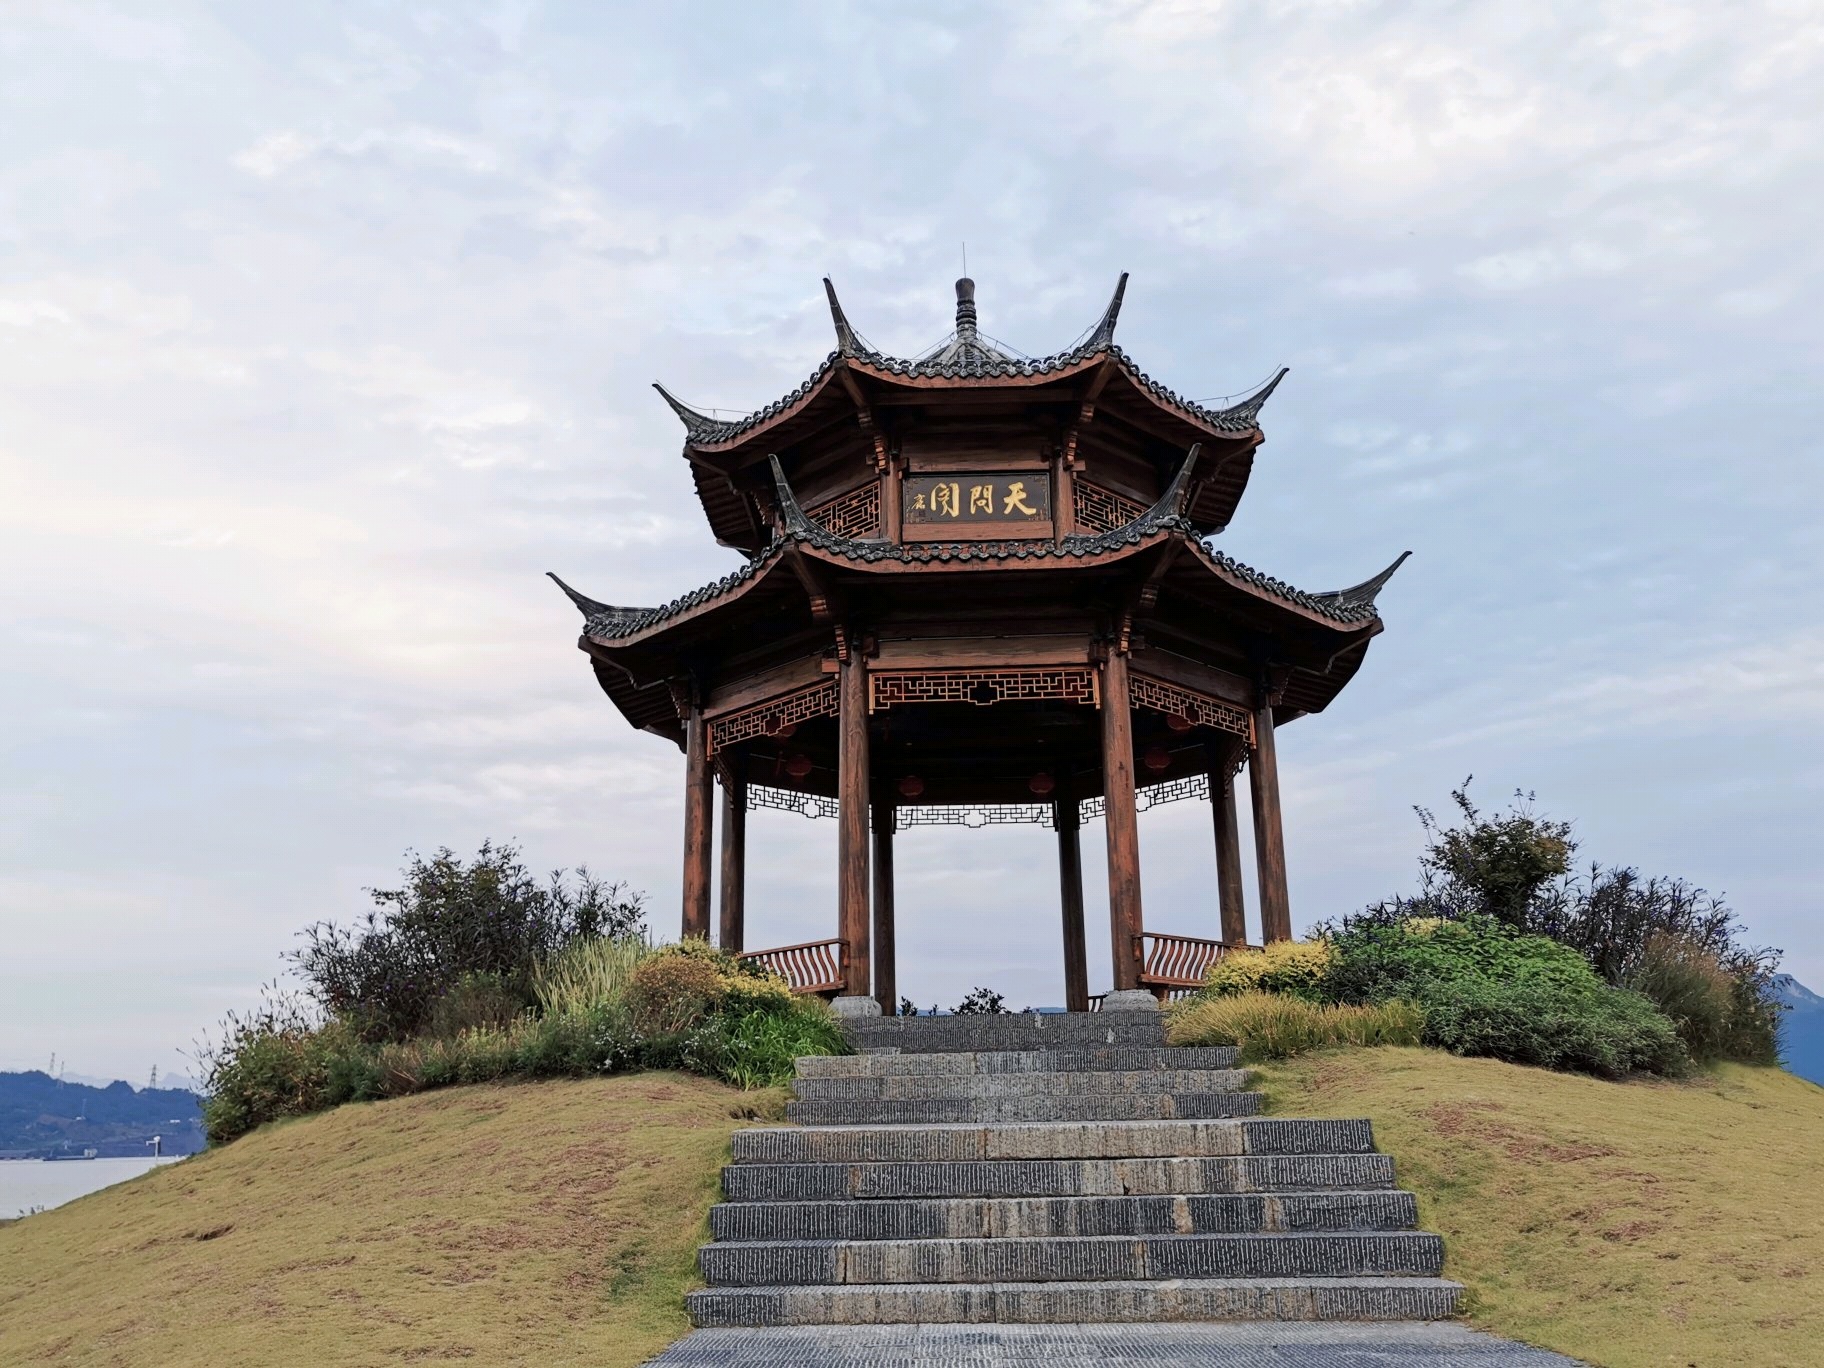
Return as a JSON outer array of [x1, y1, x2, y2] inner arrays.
[[0, 1157, 183, 1219]]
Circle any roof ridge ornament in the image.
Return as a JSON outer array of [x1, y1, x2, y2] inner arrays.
[[823, 278, 864, 357], [767, 453, 823, 537], [1311, 550, 1411, 610], [1086, 272, 1129, 349], [545, 572, 653, 630], [1215, 367, 1289, 425], [652, 383, 723, 439]]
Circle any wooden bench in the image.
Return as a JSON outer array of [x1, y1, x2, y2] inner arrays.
[[740, 938, 847, 997], [1135, 931, 1250, 1001]]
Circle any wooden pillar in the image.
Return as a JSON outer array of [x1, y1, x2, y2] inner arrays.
[[837, 650, 872, 997], [681, 704, 714, 940], [1209, 747, 1248, 946], [1054, 791, 1090, 1013], [1099, 649, 1144, 991], [1249, 703, 1292, 943], [719, 771, 747, 952], [871, 801, 896, 1014]]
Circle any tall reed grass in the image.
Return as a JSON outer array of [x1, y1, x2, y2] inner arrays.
[[533, 934, 650, 1017], [1168, 991, 1424, 1062]]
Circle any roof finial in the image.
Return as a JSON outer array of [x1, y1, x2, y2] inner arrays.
[[823, 278, 862, 356], [1217, 367, 1289, 425], [1087, 272, 1129, 349], [652, 383, 721, 440], [954, 276, 978, 338], [1311, 551, 1412, 612]]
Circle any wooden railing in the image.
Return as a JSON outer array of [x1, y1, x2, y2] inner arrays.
[[740, 938, 848, 996], [1135, 931, 1250, 999]]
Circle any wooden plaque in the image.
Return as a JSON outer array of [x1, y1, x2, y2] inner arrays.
[[903, 472, 1053, 540]]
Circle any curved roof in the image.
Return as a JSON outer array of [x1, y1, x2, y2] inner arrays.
[[551, 450, 1406, 649], [653, 274, 1288, 453]]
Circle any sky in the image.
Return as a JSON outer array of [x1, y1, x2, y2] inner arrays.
[[2, 1, 1820, 1084]]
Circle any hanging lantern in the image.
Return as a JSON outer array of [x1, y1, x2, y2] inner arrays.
[[897, 774, 925, 799], [1028, 771, 1056, 797], [1142, 745, 1171, 773], [784, 753, 813, 780], [1166, 713, 1193, 733]]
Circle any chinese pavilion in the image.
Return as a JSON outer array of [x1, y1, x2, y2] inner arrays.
[[552, 276, 1406, 1014]]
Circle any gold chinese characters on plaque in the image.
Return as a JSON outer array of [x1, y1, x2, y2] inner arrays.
[[903, 473, 1052, 539]]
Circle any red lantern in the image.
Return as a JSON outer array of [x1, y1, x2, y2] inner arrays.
[[1028, 771, 1056, 797], [1166, 713, 1193, 733], [897, 775, 925, 799], [1142, 745, 1171, 773], [784, 753, 813, 780]]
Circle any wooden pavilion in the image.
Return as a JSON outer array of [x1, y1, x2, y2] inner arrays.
[[552, 275, 1406, 1012]]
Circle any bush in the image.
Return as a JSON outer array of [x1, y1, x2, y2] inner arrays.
[[1320, 912, 1691, 1078], [682, 998, 847, 1089], [428, 972, 527, 1039], [1202, 940, 1332, 1001], [290, 842, 646, 1042], [1419, 977, 1688, 1079], [625, 939, 793, 1038], [1168, 992, 1423, 1062], [953, 988, 1008, 1015], [1628, 931, 1780, 1065]]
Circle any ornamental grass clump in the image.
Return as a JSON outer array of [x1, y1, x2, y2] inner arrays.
[[1201, 939, 1332, 1001], [1167, 992, 1423, 1062]]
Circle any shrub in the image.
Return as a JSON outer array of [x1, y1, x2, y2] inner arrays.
[[195, 987, 331, 1146], [953, 988, 1008, 1015], [1202, 940, 1332, 1001], [290, 842, 646, 1042], [682, 998, 847, 1089], [428, 972, 528, 1039], [1419, 977, 1688, 1079], [1628, 931, 1781, 1065], [1322, 912, 1598, 1006], [1168, 992, 1423, 1062], [625, 939, 792, 1037]]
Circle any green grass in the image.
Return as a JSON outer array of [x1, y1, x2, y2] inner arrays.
[[0, 1072, 780, 1367], [1255, 1047, 1824, 1367]]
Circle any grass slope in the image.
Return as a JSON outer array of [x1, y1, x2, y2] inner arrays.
[[1256, 1048, 1824, 1368], [0, 1072, 774, 1368]]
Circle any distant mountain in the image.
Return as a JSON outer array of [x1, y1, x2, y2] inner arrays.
[[1774, 976, 1824, 1087], [0, 1072, 204, 1159]]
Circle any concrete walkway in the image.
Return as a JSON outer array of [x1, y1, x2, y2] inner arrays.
[[642, 1322, 1586, 1365]]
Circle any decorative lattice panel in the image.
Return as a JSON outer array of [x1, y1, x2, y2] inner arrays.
[[707, 679, 839, 755], [748, 783, 840, 819], [896, 803, 1056, 832], [870, 667, 1099, 711], [809, 483, 881, 539], [1129, 673, 1253, 742], [1080, 771, 1210, 823], [1073, 481, 1147, 534]]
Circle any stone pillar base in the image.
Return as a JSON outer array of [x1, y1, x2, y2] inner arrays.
[[1100, 988, 1162, 1013], [830, 995, 884, 1019]]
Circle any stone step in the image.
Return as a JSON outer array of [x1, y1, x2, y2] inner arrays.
[[709, 1191, 1419, 1242], [721, 1153, 1398, 1203], [699, 1231, 1444, 1287], [792, 1069, 1252, 1100], [785, 1093, 1264, 1125], [686, 1276, 1463, 1327], [731, 1118, 1375, 1166], [843, 1014, 1165, 1053], [798, 1046, 1240, 1078]]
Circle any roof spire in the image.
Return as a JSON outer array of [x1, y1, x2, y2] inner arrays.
[[652, 383, 721, 440], [767, 454, 817, 536], [823, 277, 863, 356], [1086, 272, 1129, 349], [545, 573, 653, 632], [1311, 551, 1411, 612], [954, 277, 978, 339]]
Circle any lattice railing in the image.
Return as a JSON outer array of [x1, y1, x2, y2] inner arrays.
[[741, 938, 847, 996], [870, 667, 1098, 711], [748, 784, 840, 819], [808, 483, 881, 539], [1129, 673, 1253, 742], [1073, 481, 1147, 534], [1080, 771, 1209, 822], [707, 679, 839, 755], [896, 803, 1055, 832]]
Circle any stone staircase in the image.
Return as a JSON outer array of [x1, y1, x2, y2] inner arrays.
[[685, 1011, 1462, 1329]]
